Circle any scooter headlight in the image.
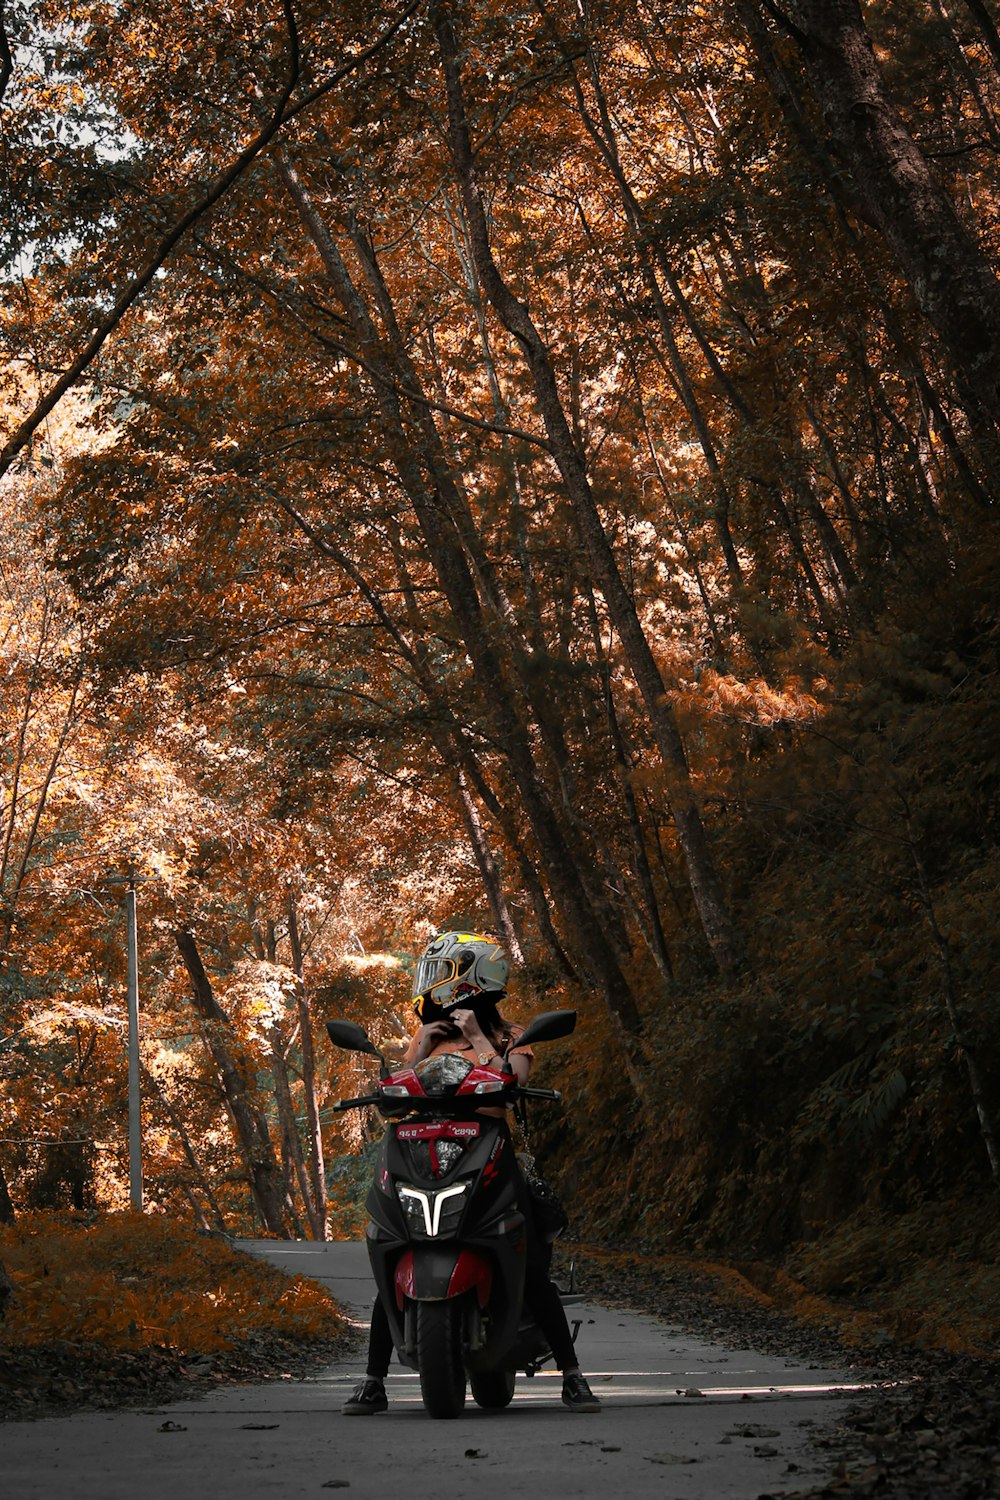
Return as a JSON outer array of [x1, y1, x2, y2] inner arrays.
[[397, 1180, 470, 1237]]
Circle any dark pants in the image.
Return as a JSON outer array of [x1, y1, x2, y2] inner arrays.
[[365, 1177, 576, 1376]]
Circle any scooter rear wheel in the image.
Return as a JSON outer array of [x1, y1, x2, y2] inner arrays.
[[416, 1301, 466, 1419], [470, 1367, 516, 1409]]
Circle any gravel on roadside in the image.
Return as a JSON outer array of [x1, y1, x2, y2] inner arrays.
[[0, 1328, 360, 1423], [560, 1246, 1000, 1500]]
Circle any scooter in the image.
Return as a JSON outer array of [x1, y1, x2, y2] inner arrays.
[[326, 1008, 580, 1418]]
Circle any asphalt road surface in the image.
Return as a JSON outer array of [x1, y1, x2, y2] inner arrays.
[[4, 1239, 872, 1499]]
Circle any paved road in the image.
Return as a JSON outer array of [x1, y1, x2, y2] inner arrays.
[[4, 1239, 871, 1499]]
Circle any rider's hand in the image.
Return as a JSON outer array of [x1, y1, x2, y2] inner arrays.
[[449, 1008, 487, 1046], [412, 1020, 455, 1060]]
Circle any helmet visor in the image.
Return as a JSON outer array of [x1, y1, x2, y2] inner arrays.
[[413, 954, 451, 999], [412, 947, 479, 1000]]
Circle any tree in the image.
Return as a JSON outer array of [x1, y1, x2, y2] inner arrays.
[[741, 0, 1000, 459], [2, 0, 998, 1247]]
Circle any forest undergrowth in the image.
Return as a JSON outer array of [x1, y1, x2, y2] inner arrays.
[[0, 1212, 355, 1418], [530, 551, 1000, 1359]]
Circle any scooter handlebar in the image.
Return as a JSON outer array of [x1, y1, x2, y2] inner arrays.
[[333, 1084, 562, 1113]]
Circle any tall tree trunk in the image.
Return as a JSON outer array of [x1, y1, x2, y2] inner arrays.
[[270, 1024, 319, 1237], [252, 905, 314, 1229], [0, 1257, 13, 1318], [457, 772, 526, 963], [442, 193, 549, 656], [560, 18, 872, 632], [630, 367, 727, 664], [432, 2, 746, 977], [251, 902, 323, 1238], [803, 400, 867, 551], [277, 485, 581, 990], [547, 13, 751, 590], [0, 1157, 15, 1225], [931, 0, 1000, 147], [173, 927, 288, 1235], [273, 148, 647, 1048], [181, 1184, 213, 1234], [288, 897, 328, 1238], [584, 589, 674, 987], [142, 1065, 227, 1232], [756, 0, 1000, 448], [382, 517, 529, 967], [416, 317, 590, 826], [279, 1132, 306, 1238], [735, 0, 994, 514], [960, 0, 1000, 73], [459, 752, 581, 984]]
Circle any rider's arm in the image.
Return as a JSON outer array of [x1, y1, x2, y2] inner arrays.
[[450, 1008, 532, 1081], [504, 1023, 533, 1084], [504, 1050, 531, 1084], [406, 1021, 453, 1064]]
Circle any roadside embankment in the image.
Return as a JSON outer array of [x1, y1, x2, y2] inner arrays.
[[0, 1212, 356, 1420]]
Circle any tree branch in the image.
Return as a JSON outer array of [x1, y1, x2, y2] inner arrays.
[[277, 0, 423, 127], [0, 0, 421, 480], [0, 1, 300, 477], [756, 0, 811, 47]]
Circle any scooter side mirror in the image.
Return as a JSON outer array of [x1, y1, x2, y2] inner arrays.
[[325, 1018, 383, 1060], [508, 1009, 577, 1054]]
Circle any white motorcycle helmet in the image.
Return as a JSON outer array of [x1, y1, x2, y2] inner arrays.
[[412, 931, 509, 1020]]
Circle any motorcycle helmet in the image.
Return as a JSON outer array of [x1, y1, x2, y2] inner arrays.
[[412, 931, 509, 1022]]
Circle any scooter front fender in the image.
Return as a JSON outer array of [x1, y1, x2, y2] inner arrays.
[[394, 1247, 493, 1308]]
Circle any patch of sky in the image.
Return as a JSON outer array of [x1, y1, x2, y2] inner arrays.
[[2, 7, 143, 283]]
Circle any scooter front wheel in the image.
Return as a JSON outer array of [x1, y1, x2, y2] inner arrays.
[[470, 1367, 515, 1409], [416, 1300, 466, 1419]]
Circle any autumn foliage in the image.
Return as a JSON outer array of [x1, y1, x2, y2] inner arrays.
[[1, 0, 999, 1300], [0, 1212, 348, 1352]]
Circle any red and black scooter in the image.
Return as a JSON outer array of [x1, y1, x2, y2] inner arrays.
[[325, 1009, 579, 1419]]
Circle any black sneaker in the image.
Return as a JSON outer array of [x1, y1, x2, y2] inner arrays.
[[342, 1376, 388, 1415], [562, 1372, 601, 1412]]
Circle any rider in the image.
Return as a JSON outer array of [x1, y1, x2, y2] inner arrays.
[[342, 929, 601, 1416]]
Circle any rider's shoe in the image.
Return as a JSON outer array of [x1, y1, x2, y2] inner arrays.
[[342, 1376, 388, 1415], [561, 1372, 601, 1412]]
